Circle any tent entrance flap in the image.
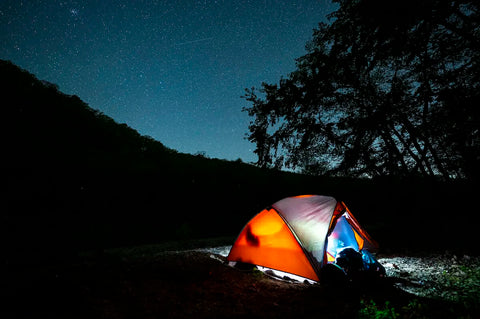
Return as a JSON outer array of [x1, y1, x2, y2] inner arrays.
[[326, 215, 360, 262]]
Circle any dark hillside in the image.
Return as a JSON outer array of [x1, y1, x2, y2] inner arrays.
[[2, 60, 477, 266], [1, 59, 171, 172], [1, 59, 324, 260]]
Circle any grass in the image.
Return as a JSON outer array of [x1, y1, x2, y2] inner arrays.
[[358, 300, 399, 319], [437, 262, 480, 308]]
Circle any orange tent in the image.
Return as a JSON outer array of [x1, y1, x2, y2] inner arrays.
[[227, 195, 378, 282]]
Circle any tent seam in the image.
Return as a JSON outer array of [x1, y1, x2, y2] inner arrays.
[[273, 208, 323, 281]]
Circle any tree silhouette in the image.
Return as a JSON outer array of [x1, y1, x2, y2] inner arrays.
[[244, 0, 479, 180]]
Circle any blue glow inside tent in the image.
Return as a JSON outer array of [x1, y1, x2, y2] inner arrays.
[[326, 215, 359, 262]]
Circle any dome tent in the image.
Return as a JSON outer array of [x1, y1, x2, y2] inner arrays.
[[227, 195, 379, 282]]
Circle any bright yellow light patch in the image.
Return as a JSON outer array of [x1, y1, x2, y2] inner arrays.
[[354, 229, 364, 250], [249, 209, 283, 236]]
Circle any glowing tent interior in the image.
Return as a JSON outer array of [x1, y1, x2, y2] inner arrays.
[[227, 195, 379, 282]]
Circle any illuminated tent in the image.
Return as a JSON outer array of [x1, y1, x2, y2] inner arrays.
[[227, 195, 378, 282]]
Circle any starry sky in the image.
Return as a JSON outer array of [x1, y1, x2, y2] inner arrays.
[[1, 0, 337, 163]]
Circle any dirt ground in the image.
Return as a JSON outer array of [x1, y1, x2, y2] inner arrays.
[[3, 244, 479, 319]]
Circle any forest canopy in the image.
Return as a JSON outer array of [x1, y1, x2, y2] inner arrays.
[[243, 0, 479, 181]]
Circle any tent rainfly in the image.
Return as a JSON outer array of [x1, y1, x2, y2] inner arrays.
[[227, 195, 379, 282]]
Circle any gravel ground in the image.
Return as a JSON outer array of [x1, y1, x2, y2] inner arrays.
[[378, 254, 480, 304], [197, 246, 480, 305]]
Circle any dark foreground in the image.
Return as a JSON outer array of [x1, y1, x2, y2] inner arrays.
[[3, 242, 479, 319]]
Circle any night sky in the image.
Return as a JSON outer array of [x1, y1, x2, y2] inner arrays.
[[1, 0, 336, 162]]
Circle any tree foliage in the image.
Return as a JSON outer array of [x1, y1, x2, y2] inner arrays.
[[244, 0, 480, 180]]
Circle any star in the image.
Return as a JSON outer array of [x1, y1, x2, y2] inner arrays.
[[69, 8, 79, 17], [0, 1, 337, 162]]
